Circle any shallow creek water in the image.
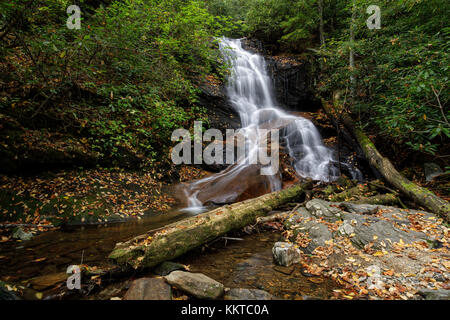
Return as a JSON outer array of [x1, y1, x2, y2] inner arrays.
[[177, 232, 339, 300], [1, 210, 339, 299], [0, 210, 190, 283]]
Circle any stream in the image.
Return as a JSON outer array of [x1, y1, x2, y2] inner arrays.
[[0, 38, 350, 299]]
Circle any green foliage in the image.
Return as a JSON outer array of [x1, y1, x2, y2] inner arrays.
[[316, 0, 449, 155], [1, 0, 233, 168], [203, 0, 449, 157]]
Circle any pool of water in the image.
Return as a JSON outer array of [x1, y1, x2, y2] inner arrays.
[[0, 210, 190, 283]]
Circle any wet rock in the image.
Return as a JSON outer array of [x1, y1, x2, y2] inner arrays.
[[224, 288, 275, 300], [273, 265, 295, 275], [12, 227, 33, 241], [284, 207, 312, 229], [0, 281, 21, 300], [418, 289, 450, 300], [26, 272, 68, 291], [164, 271, 224, 299], [424, 163, 443, 182], [124, 278, 171, 300], [266, 55, 318, 111], [303, 223, 333, 254], [341, 212, 429, 249], [272, 242, 301, 267], [284, 206, 332, 253], [153, 261, 186, 276], [338, 220, 355, 236], [305, 199, 343, 222]]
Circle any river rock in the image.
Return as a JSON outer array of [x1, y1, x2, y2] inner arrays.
[[305, 199, 343, 222], [12, 227, 33, 241], [153, 261, 186, 276], [0, 281, 21, 300], [418, 289, 450, 300], [26, 272, 68, 291], [224, 288, 275, 300], [272, 242, 301, 267], [164, 271, 224, 299], [284, 207, 312, 229], [424, 163, 443, 182], [124, 278, 171, 300]]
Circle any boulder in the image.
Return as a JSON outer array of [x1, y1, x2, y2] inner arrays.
[[124, 278, 171, 300], [224, 288, 275, 300], [296, 222, 332, 254], [12, 227, 33, 241], [284, 207, 312, 229], [164, 271, 224, 300], [272, 242, 301, 267], [305, 199, 343, 222]]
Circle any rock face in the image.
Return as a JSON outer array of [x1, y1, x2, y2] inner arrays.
[[164, 271, 224, 300], [266, 56, 318, 111], [272, 242, 301, 267], [124, 278, 171, 300], [240, 38, 318, 111], [224, 288, 275, 300]]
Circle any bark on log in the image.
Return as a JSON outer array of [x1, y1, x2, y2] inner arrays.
[[329, 184, 376, 202], [108, 181, 312, 269], [351, 193, 399, 206], [322, 101, 450, 222]]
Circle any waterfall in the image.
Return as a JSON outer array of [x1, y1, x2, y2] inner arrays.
[[181, 38, 344, 213]]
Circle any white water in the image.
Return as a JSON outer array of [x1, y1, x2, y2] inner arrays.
[[182, 38, 343, 213]]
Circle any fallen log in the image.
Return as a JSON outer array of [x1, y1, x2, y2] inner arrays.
[[108, 181, 312, 269], [329, 183, 376, 202], [322, 101, 450, 222], [351, 193, 399, 206]]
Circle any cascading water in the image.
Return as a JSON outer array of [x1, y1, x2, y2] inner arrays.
[[181, 38, 354, 213]]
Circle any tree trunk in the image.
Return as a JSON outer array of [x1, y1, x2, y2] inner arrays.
[[349, 0, 356, 101], [108, 181, 312, 269], [318, 0, 325, 46], [323, 102, 450, 222]]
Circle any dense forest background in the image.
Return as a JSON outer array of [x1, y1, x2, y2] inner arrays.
[[1, 0, 449, 176]]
